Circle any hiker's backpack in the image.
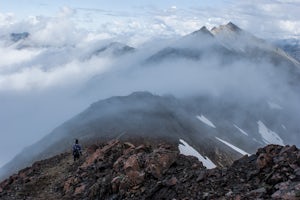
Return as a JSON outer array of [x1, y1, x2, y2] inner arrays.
[[73, 144, 81, 156]]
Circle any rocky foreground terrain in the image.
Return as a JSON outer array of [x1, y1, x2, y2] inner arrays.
[[0, 140, 300, 199]]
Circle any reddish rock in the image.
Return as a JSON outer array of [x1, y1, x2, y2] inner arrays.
[[256, 153, 272, 169], [166, 177, 177, 186], [18, 172, 27, 179], [86, 144, 98, 154], [81, 148, 104, 168], [124, 142, 135, 149], [119, 176, 131, 192], [192, 163, 202, 169], [82, 140, 121, 168], [135, 144, 147, 153], [124, 155, 140, 173], [280, 145, 297, 155], [111, 176, 122, 193], [74, 184, 86, 196], [0, 187, 3, 193], [63, 178, 73, 194], [158, 151, 177, 169], [145, 149, 177, 178], [272, 181, 300, 199], [126, 170, 145, 185], [123, 147, 135, 155], [113, 157, 126, 172], [265, 145, 280, 156], [147, 163, 162, 179], [0, 180, 8, 189], [101, 139, 120, 154]]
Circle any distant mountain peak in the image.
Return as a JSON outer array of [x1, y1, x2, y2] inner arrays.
[[225, 22, 242, 32], [211, 26, 217, 32], [211, 22, 242, 35], [93, 42, 134, 57], [191, 26, 214, 37], [10, 32, 30, 42]]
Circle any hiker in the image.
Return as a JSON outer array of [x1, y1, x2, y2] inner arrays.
[[73, 139, 82, 161]]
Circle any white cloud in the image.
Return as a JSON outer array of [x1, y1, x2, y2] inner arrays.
[[31, 18, 81, 46], [0, 12, 15, 26], [279, 20, 300, 35], [0, 48, 41, 70], [224, 1, 300, 38], [0, 52, 112, 91]]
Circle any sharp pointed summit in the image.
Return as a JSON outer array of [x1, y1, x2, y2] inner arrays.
[[211, 22, 242, 35], [192, 26, 214, 37], [225, 22, 242, 32]]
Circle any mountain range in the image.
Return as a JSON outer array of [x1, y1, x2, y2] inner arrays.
[[1, 22, 300, 181]]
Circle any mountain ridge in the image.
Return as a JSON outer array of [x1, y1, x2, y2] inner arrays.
[[1, 140, 299, 199], [0, 92, 245, 181]]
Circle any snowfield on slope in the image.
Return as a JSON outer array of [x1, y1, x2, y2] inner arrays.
[[196, 115, 216, 128], [258, 121, 284, 145], [281, 124, 287, 130], [178, 139, 216, 169], [233, 124, 249, 136], [215, 137, 250, 156], [267, 101, 283, 110]]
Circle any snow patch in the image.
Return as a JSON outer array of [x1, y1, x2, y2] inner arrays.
[[196, 115, 216, 128], [233, 124, 249, 136], [281, 124, 287, 130], [216, 137, 250, 156], [252, 138, 264, 145], [179, 139, 216, 169], [267, 101, 283, 110], [258, 121, 284, 145]]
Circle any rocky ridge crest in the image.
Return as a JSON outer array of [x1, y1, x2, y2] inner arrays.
[[1, 140, 300, 199]]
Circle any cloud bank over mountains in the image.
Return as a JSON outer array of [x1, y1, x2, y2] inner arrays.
[[1, 0, 300, 92], [0, 0, 300, 168], [1, 0, 300, 45]]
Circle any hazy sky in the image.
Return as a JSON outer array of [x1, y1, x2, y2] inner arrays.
[[1, 0, 225, 14], [0, 0, 300, 169], [1, 0, 300, 41]]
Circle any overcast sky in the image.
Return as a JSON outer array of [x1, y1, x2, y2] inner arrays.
[[0, 0, 300, 169]]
